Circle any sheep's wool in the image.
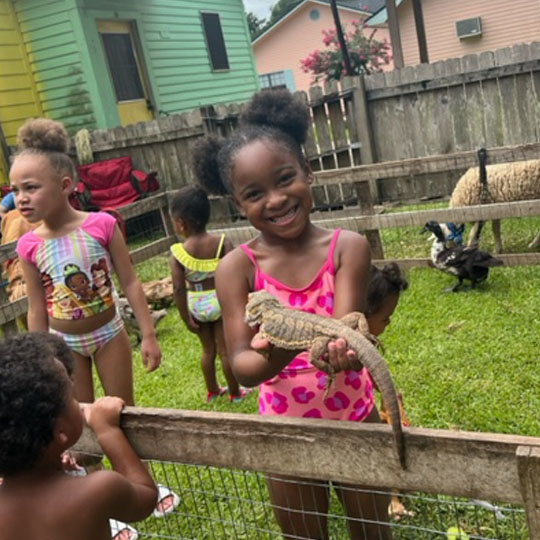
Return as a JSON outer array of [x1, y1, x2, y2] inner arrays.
[[449, 159, 540, 207]]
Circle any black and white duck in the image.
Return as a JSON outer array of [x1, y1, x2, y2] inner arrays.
[[421, 220, 503, 292]]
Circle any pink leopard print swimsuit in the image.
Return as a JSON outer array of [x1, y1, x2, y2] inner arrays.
[[239, 229, 374, 422]]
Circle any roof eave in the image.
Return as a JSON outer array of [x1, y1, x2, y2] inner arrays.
[[252, 0, 372, 45]]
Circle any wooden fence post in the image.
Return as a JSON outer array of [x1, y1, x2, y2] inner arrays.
[[354, 180, 384, 259], [346, 75, 379, 202], [0, 286, 19, 336], [517, 446, 540, 539]]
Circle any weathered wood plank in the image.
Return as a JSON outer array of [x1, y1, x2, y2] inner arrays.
[[116, 193, 168, 221], [374, 253, 540, 269], [366, 59, 540, 100], [90, 123, 204, 152], [481, 78, 504, 148], [325, 80, 350, 168], [209, 199, 540, 242], [73, 406, 540, 504], [313, 142, 540, 184], [309, 85, 335, 170], [0, 297, 27, 326], [517, 446, 540, 539], [130, 236, 175, 265]]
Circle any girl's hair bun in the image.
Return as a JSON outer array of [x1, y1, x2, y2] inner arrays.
[[381, 263, 409, 291], [191, 135, 228, 195], [17, 118, 70, 154], [240, 88, 310, 145]]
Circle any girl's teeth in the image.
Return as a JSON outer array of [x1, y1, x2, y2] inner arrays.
[[271, 208, 295, 223]]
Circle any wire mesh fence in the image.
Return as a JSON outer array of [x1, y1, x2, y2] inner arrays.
[[78, 451, 527, 540]]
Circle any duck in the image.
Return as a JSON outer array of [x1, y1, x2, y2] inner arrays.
[[421, 220, 503, 292]]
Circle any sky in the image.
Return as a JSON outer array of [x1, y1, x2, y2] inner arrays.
[[243, 0, 275, 20]]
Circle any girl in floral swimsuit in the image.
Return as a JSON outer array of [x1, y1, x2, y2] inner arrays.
[[192, 89, 391, 539]]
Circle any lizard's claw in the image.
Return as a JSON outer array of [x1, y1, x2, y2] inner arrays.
[[367, 332, 384, 353]]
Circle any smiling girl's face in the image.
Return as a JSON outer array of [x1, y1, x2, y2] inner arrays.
[[231, 140, 313, 241]]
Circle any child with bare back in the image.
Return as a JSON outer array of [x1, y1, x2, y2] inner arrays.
[[169, 186, 248, 402], [0, 332, 158, 540]]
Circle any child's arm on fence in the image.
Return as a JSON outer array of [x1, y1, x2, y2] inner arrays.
[[108, 226, 161, 372], [83, 397, 158, 522], [169, 255, 199, 333], [20, 258, 48, 331]]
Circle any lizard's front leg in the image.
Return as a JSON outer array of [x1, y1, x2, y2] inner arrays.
[[340, 312, 381, 349], [309, 337, 335, 399]]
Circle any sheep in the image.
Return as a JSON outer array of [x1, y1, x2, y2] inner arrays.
[[449, 158, 540, 253]]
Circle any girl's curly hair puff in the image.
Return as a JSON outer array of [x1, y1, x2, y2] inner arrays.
[[14, 118, 75, 179], [366, 263, 409, 316], [192, 89, 310, 195], [191, 136, 228, 195]]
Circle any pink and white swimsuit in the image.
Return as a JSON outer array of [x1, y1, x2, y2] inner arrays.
[[240, 229, 374, 422]]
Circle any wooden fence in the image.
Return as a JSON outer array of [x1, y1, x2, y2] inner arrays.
[[73, 407, 540, 538], [72, 40, 540, 207], [0, 151, 540, 335]]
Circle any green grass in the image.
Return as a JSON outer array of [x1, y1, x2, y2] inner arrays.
[[96, 205, 539, 538], [380, 202, 540, 258]]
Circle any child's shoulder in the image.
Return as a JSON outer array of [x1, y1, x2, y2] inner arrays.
[[336, 228, 369, 246], [333, 228, 371, 266], [217, 242, 256, 275]]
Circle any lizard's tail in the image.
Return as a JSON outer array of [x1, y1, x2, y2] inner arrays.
[[353, 338, 407, 469], [382, 385, 406, 469]]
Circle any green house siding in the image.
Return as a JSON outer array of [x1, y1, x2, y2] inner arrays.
[[76, 0, 259, 119], [9, 0, 257, 132], [14, 0, 98, 132]]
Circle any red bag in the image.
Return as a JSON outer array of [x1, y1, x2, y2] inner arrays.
[[73, 157, 159, 211]]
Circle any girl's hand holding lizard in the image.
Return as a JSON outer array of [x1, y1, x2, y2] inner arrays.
[[325, 339, 363, 372], [140, 334, 161, 372]]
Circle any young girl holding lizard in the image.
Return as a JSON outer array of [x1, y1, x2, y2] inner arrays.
[[12, 118, 160, 405], [193, 89, 391, 540], [169, 186, 248, 402]]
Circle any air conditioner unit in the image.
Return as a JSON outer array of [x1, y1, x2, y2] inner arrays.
[[456, 17, 482, 39]]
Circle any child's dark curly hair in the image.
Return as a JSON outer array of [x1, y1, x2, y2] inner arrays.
[[0, 333, 72, 476], [169, 185, 211, 232], [192, 88, 310, 195], [366, 263, 409, 316], [39, 332, 75, 377], [14, 118, 75, 179]]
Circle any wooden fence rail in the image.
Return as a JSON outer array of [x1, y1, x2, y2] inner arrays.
[[73, 407, 540, 538], [1, 192, 539, 332]]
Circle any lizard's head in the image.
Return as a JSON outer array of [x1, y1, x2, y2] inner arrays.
[[245, 291, 280, 327]]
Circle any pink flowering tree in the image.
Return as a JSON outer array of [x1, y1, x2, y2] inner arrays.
[[300, 19, 392, 83]]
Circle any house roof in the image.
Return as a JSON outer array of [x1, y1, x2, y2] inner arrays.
[[253, 0, 384, 45], [337, 0, 386, 12], [366, 0, 405, 25]]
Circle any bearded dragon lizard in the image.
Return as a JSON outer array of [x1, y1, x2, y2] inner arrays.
[[245, 290, 406, 469]]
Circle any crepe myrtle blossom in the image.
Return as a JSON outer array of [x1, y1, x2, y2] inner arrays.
[[300, 19, 391, 83]]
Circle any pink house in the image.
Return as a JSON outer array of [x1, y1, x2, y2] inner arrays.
[[367, 0, 540, 66], [252, 0, 390, 93]]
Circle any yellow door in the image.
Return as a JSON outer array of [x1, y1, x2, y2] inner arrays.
[[98, 20, 154, 126]]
